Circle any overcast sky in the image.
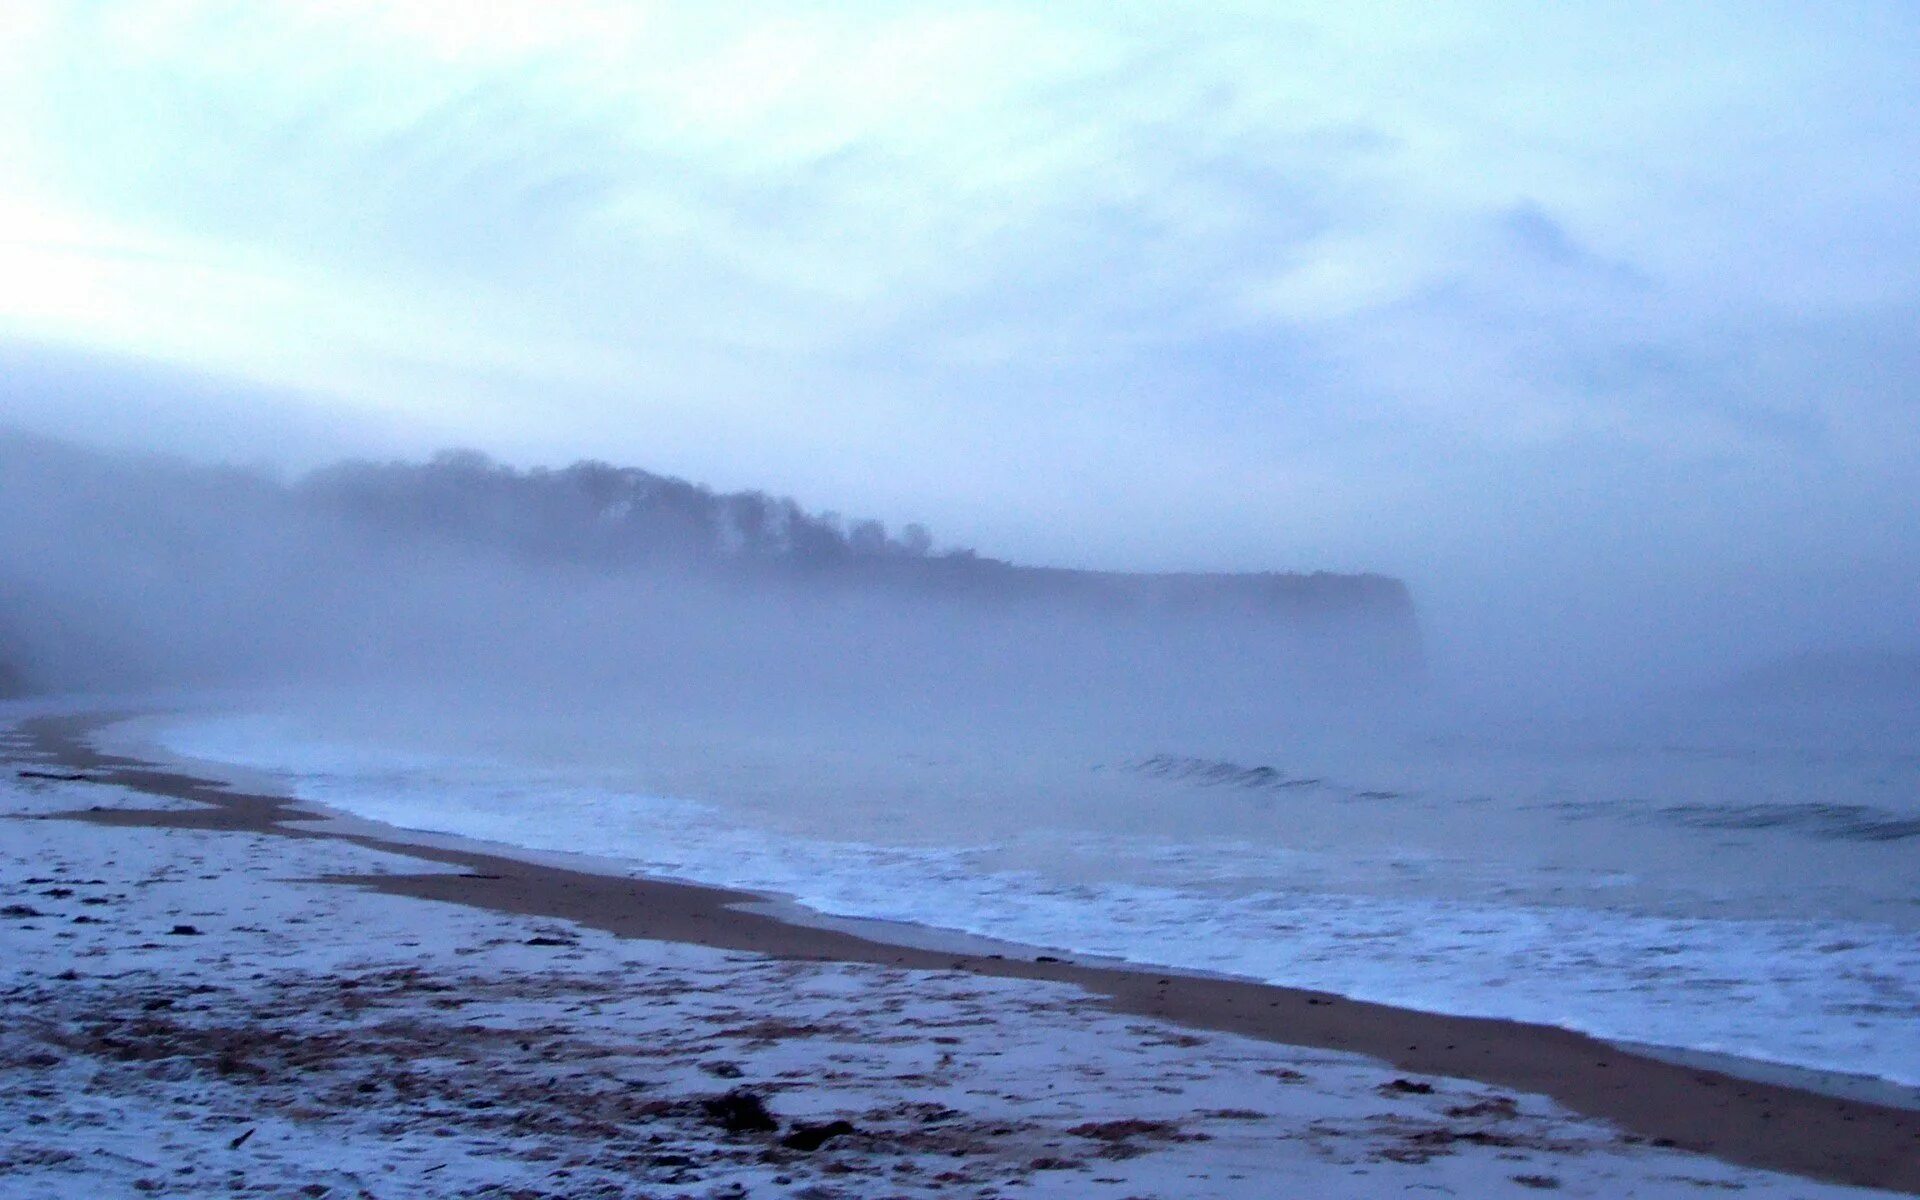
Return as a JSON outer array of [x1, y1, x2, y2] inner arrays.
[[0, 1, 1915, 681]]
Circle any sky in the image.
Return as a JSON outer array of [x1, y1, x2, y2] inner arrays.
[[0, 1, 1915, 683]]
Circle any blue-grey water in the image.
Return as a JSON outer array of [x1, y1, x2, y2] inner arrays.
[[140, 692, 1920, 1095]]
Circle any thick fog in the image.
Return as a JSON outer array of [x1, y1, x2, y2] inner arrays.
[[0, 429, 1430, 758], [3, 424, 1910, 775], [2, 5, 1916, 760]]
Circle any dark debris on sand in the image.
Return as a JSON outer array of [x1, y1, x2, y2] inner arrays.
[[701, 1088, 779, 1134]]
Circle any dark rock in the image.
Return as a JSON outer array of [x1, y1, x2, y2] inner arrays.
[[1379, 1078, 1435, 1096], [780, 1120, 856, 1152], [701, 1089, 778, 1134], [1, 905, 44, 919], [167, 924, 201, 936], [524, 936, 575, 947]]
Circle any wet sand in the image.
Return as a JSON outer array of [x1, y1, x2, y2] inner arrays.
[[20, 711, 1920, 1194]]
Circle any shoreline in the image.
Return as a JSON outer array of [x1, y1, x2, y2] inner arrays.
[[17, 710, 1920, 1194]]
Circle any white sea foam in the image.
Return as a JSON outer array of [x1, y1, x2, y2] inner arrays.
[[152, 711, 1920, 1091]]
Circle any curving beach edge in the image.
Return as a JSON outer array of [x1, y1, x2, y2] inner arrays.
[[4, 709, 1916, 1198]]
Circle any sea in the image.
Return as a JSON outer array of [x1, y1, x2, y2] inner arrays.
[[129, 689, 1920, 1104]]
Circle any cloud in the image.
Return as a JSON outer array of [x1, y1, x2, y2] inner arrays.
[[0, 0, 1915, 679]]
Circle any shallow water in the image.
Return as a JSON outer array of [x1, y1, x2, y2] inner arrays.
[[147, 699, 1920, 1093]]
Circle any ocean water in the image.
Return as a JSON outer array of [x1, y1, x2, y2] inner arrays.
[[146, 703, 1920, 1095]]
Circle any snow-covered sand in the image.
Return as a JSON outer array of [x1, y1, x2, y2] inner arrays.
[[0, 742, 1905, 1197]]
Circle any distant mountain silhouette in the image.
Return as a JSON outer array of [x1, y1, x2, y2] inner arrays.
[[1723, 649, 1920, 700], [0, 654, 26, 699]]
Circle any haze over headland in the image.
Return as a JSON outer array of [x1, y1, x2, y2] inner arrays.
[[0, 1, 1915, 708], [0, 428, 1421, 756]]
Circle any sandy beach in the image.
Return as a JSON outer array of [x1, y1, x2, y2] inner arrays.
[[2, 710, 1915, 1198]]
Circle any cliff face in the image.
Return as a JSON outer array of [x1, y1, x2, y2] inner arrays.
[[1068, 569, 1424, 678], [842, 555, 1423, 682], [970, 564, 1414, 624]]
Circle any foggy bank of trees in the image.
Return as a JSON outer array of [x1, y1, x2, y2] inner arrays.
[[302, 449, 938, 574], [0, 430, 1422, 710], [299, 450, 1418, 638]]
